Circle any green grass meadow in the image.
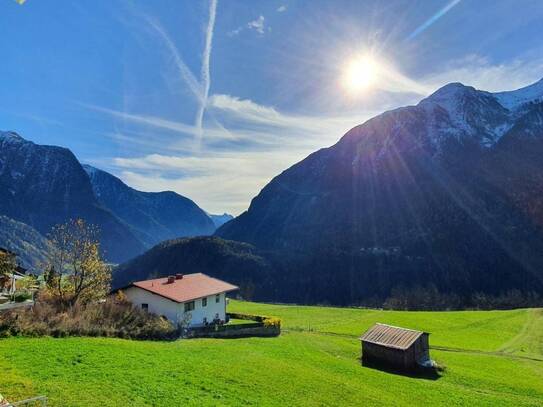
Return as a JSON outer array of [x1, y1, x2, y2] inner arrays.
[[1, 301, 542, 406]]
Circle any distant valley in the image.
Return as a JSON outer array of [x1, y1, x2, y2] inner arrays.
[[117, 79, 543, 307]]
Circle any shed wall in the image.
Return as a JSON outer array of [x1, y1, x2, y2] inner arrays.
[[362, 335, 429, 370]]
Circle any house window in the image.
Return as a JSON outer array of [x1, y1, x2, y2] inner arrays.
[[141, 303, 148, 311], [202, 297, 207, 307], [184, 301, 195, 312], [215, 294, 221, 303]]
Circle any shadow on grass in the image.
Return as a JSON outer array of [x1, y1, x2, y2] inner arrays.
[[360, 358, 444, 381]]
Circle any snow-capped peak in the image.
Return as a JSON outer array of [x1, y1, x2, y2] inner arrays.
[[423, 82, 473, 101], [0, 131, 24, 143], [415, 81, 513, 147], [492, 78, 543, 110]]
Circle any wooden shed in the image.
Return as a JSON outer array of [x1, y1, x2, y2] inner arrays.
[[360, 323, 430, 370]]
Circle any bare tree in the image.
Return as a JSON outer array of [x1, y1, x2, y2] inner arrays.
[[46, 219, 111, 307]]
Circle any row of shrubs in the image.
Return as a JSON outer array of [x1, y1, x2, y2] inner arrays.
[[0, 293, 178, 340], [381, 286, 543, 311], [226, 312, 281, 328]]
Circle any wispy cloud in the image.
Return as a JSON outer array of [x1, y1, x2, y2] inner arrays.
[[89, 94, 377, 214], [247, 15, 266, 34], [86, 95, 372, 149], [208, 94, 369, 137], [228, 15, 268, 37], [110, 149, 322, 215], [277, 5, 287, 13], [421, 54, 543, 92]]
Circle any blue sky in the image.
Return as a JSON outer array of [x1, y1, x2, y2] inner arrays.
[[1, 0, 543, 214]]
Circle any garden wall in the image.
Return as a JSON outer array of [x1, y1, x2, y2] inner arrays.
[[186, 312, 281, 338]]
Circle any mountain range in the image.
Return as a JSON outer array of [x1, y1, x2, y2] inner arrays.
[[116, 78, 543, 306], [83, 165, 215, 248], [0, 132, 226, 264]]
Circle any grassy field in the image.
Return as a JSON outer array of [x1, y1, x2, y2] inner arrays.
[[1, 301, 542, 406]]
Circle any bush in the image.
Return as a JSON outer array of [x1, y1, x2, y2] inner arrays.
[[0, 293, 178, 340], [263, 317, 281, 328], [227, 312, 281, 328], [13, 291, 32, 303]]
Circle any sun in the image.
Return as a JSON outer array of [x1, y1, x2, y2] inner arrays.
[[342, 55, 378, 94]]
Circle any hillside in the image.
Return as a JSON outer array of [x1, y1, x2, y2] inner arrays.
[[1, 302, 542, 406], [0, 131, 224, 266], [113, 237, 276, 300], [0, 215, 51, 271], [84, 165, 215, 248], [0, 131, 145, 263], [216, 80, 543, 304]]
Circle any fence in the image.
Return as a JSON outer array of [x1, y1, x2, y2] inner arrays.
[[10, 396, 47, 406], [0, 300, 35, 312]]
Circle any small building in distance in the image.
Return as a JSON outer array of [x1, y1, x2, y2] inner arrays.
[[119, 273, 238, 327], [360, 323, 431, 371]]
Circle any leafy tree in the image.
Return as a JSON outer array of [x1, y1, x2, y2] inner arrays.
[[0, 249, 17, 291], [46, 219, 111, 307]]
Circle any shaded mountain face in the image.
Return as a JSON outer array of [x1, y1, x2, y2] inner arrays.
[[113, 237, 276, 301], [217, 79, 543, 303], [83, 165, 215, 248], [0, 132, 145, 263], [0, 215, 51, 271]]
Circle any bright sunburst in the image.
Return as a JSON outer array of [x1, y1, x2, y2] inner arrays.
[[342, 55, 379, 94]]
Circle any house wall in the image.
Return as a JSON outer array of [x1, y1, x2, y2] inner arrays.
[[124, 287, 227, 327], [189, 292, 227, 326], [124, 286, 181, 323]]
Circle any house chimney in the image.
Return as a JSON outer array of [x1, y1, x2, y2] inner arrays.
[[175, 273, 183, 280], [167, 276, 175, 284]]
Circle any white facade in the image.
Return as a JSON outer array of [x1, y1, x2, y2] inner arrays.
[[124, 286, 228, 327]]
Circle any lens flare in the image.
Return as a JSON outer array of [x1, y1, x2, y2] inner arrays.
[[342, 55, 378, 94]]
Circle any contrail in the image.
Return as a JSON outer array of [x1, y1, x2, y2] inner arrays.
[[144, 15, 204, 102], [194, 0, 218, 141], [406, 0, 461, 41]]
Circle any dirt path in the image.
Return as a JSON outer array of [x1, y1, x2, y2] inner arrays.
[[498, 308, 543, 358]]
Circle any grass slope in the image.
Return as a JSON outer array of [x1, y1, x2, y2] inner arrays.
[[1, 301, 542, 406]]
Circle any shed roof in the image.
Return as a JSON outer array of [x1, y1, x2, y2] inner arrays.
[[360, 323, 427, 350], [129, 273, 238, 303]]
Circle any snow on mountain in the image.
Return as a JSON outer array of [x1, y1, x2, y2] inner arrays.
[[493, 78, 543, 110], [418, 82, 512, 147], [0, 131, 24, 143]]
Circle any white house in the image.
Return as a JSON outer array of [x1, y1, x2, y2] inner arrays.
[[121, 273, 238, 327]]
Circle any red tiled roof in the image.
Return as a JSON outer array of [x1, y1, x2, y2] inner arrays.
[[360, 323, 427, 350], [131, 273, 238, 303]]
